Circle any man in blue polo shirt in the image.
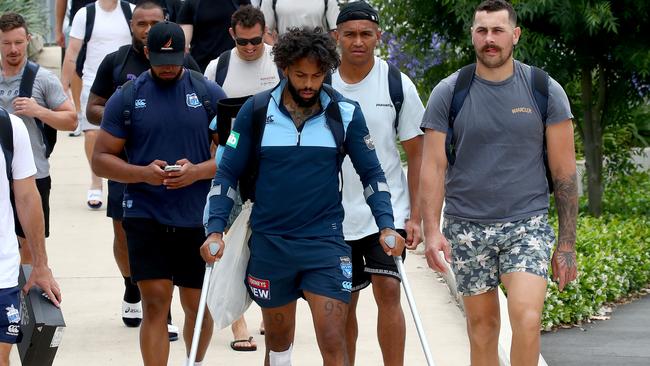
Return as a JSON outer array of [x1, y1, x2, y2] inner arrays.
[[201, 27, 405, 365], [92, 21, 225, 366]]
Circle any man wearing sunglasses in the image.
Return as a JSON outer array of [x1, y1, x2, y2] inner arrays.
[[203, 4, 282, 354], [204, 5, 281, 96]]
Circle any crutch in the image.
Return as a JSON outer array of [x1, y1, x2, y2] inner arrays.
[[188, 242, 220, 365], [385, 235, 436, 366]]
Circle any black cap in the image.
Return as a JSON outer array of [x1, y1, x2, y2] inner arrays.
[[336, 1, 379, 25], [147, 21, 185, 66]]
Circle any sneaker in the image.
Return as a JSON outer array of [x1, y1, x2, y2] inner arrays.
[[69, 123, 81, 137], [168, 323, 179, 342], [122, 300, 142, 327]]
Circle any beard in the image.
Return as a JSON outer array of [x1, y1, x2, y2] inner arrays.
[[475, 44, 513, 69], [151, 68, 183, 86], [286, 79, 320, 108], [133, 37, 145, 54]]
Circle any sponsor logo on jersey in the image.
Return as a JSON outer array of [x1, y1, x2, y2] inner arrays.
[[363, 134, 375, 150], [226, 131, 240, 148], [126, 73, 137, 81], [512, 107, 533, 114], [340, 256, 353, 279], [186, 93, 201, 108], [375, 103, 393, 107], [265, 115, 274, 124], [5, 304, 19, 324], [135, 99, 146, 109], [248, 275, 271, 300]]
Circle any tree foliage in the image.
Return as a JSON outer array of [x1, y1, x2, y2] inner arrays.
[[373, 0, 650, 216]]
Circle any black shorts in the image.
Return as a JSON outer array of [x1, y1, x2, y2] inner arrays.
[[345, 229, 407, 292], [106, 180, 125, 220], [14, 176, 51, 238], [122, 218, 206, 289]]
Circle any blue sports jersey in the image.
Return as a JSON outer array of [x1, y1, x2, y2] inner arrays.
[[101, 70, 226, 227], [206, 80, 394, 237]]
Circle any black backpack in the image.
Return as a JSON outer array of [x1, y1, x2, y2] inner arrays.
[[446, 63, 553, 192], [0, 107, 13, 182], [20, 61, 58, 158], [213, 49, 284, 87], [76, 1, 133, 77], [238, 84, 346, 202], [120, 69, 216, 127], [324, 63, 403, 133]]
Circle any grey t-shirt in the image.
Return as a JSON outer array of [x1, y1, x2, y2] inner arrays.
[[0, 63, 68, 179], [421, 60, 573, 223]]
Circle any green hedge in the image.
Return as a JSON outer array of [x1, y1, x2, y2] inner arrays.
[[542, 173, 650, 329]]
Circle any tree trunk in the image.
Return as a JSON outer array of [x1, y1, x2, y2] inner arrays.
[[580, 64, 606, 217]]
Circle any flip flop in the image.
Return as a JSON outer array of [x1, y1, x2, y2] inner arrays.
[[230, 336, 257, 352], [87, 189, 103, 209]]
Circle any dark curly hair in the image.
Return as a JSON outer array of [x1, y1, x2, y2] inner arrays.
[[272, 27, 340, 73]]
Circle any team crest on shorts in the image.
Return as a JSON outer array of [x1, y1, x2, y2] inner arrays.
[[186, 93, 201, 108], [340, 256, 353, 279], [248, 275, 271, 300], [5, 304, 19, 324]]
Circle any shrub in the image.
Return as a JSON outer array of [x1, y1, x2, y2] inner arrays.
[[542, 172, 650, 329]]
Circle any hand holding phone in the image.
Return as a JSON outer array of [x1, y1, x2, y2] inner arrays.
[[164, 164, 182, 172]]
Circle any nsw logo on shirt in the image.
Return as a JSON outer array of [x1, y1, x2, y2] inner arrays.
[[186, 93, 201, 108]]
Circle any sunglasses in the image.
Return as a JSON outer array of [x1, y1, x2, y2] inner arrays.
[[235, 36, 263, 46]]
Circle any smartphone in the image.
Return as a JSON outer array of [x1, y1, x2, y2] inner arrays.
[[164, 165, 182, 172]]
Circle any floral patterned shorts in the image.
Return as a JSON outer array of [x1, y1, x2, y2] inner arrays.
[[442, 214, 555, 296]]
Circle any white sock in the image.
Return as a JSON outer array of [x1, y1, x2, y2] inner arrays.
[[269, 343, 293, 366]]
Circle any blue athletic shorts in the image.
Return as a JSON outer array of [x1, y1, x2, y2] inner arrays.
[[0, 287, 21, 344], [246, 232, 352, 308]]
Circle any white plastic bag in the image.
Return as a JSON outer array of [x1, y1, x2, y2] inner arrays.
[[206, 202, 253, 330]]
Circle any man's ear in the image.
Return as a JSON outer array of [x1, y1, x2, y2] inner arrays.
[[144, 46, 150, 60], [229, 27, 235, 39]]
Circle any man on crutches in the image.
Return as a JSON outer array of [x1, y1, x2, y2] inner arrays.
[[330, 2, 425, 365]]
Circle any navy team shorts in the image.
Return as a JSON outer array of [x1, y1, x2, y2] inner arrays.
[[0, 287, 21, 344], [246, 232, 352, 308]]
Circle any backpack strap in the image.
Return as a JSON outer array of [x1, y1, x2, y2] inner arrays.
[[112, 45, 132, 88], [321, 84, 346, 159], [214, 50, 231, 87], [19, 61, 57, 158], [386, 63, 403, 134], [188, 70, 216, 121], [272, 0, 278, 32], [239, 90, 273, 203], [530, 66, 552, 192], [0, 108, 14, 182], [83, 4, 96, 47], [119, 0, 133, 31], [324, 0, 329, 30], [446, 63, 476, 166], [121, 79, 135, 127]]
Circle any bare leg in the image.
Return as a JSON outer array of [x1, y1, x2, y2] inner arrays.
[[371, 275, 405, 366], [463, 289, 500, 366], [137, 279, 173, 365], [0, 343, 11, 366], [179, 286, 213, 362], [83, 129, 102, 205], [231, 316, 256, 349], [113, 219, 130, 276], [502, 272, 547, 366], [344, 291, 360, 365], [262, 301, 297, 366], [304, 291, 349, 366]]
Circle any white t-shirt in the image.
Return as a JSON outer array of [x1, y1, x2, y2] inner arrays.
[[0, 113, 37, 288], [332, 57, 424, 240], [69, 1, 134, 86], [261, 0, 339, 34], [204, 44, 280, 98]]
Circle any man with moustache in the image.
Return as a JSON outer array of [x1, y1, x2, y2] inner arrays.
[[331, 2, 424, 365], [420, 1, 578, 365], [92, 21, 226, 365], [86, 0, 199, 335], [201, 27, 405, 365]]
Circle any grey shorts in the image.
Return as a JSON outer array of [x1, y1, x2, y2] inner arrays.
[[443, 214, 555, 297]]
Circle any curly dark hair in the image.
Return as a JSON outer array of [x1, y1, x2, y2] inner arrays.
[[475, 0, 517, 26], [272, 27, 340, 73], [231, 5, 265, 31]]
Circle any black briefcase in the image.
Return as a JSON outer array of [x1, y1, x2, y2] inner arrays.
[[17, 264, 65, 366]]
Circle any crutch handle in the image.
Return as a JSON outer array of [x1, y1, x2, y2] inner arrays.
[[209, 242, 220, 256], [385, 235, 396, 249]]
